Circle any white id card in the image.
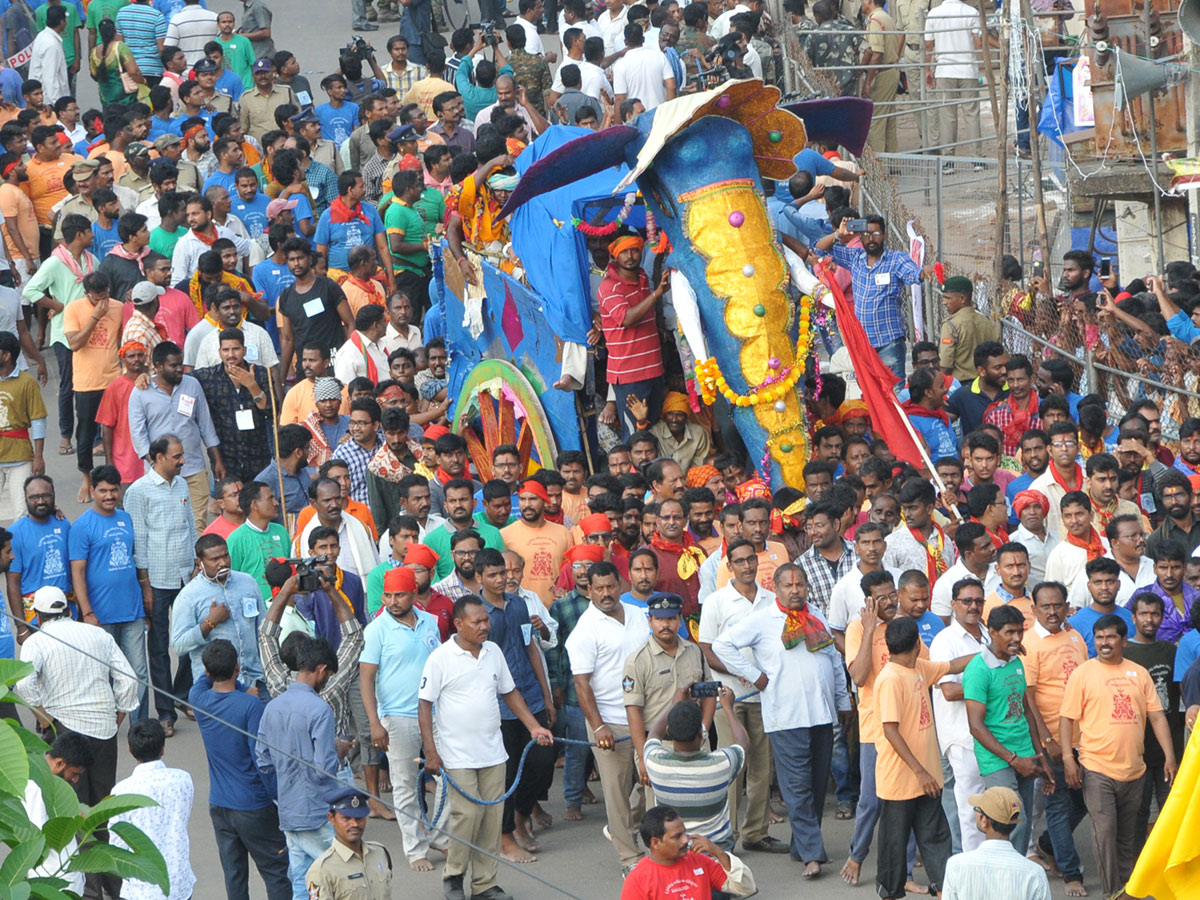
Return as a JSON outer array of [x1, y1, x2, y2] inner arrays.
[[303, 297, 324, 318], [521, 623, 533, 645], [874, 272, 892, 286], [177, 393, 195, 417], [245, 342, 260, 362], [235, 408, 255, 430], [242, 596, 260, 618]]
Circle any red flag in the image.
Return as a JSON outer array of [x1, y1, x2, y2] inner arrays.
[[814, 260, 928, 471]]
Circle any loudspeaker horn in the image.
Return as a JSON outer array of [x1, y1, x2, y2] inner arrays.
[[1114, 48, 1187, 110], [1181, 0, 1200, 46]]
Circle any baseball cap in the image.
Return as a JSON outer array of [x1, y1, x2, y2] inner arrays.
[[32, 586, 69, 616], [266, 197, 299, 220], [969, 786, 1022, 825], [130, 282, 165, 306], [252, 57, 274, 73]]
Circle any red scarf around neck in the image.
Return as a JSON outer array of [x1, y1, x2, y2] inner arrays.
[[349, 331, 378, 382], [1050, 462, 1083, 494], [909, 523, 949, 584], [902, 400, 951, 427], [330, 196, 369, 225], [1066, 527, 1106, 561], [1001, 391, 1040, 449]]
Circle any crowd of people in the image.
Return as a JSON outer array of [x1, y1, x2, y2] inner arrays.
[[0, 3, 1194, 900]]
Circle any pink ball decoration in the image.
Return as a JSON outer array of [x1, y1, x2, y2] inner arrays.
[[729, 211, 745, 227], [716, 95, 731, 108], [768, 357, 781, 370]]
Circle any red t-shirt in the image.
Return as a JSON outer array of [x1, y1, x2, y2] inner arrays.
[[598, 264, 664, 385], [94, 375, 143, 483], [120, 287, 201, 346], [203, 516, 241, 539], [620, 853, 727, 900], [415, 589, 456, 642]]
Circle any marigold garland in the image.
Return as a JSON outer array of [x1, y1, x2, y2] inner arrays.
[[571, 192, 637, 236]]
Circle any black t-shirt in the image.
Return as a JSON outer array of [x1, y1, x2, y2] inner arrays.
[[1123, 639, 1183, 763], [96, 254, 144, 304], [278, 275, 347, 359]]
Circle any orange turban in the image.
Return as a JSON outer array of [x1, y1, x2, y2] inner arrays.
[[119, 340, 147, 358], [404, 544, 439, 570], [686, 464, 720, 488], [580, 512, 613, 535], [383, 566, 417, 592], [661, 392, 691, 415], [423, 424, 450, 441], [1012, 489, 1049, 518], [566, 544, 605, 564], [608, 234, 645, 257], [838, 400, 870, 420]]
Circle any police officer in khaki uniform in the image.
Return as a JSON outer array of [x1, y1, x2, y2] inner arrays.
[[937, 274, 1000, 382], [52, 159, 100, 241], [892, 0, 938, 146], [306, 786, 394, 900], [622, 592, 714, 788]]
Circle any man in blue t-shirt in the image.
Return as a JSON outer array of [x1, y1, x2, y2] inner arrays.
[[231, 168, 271, 236], [1067, 556, 1136, 656], [68, 465, 149, 718], [313, 170, 393, 293], [8, 474, 72, 627], [896, 570, 944, 646], [189, 638, 291, 899], [314, 74, 360, 147]]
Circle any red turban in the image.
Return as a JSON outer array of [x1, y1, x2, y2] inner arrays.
[[1012, 489, 1049, 518], [580, 512, 613, 535], [566, 544, 605, 564], [519, 480, 550, 503], [423, 424, 450, 441], [383, 566, 417, 592], [404, 544, 439, 570]]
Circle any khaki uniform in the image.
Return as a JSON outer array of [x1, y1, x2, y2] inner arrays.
[[52, 193, 96, 241], [240, 84, 298, 142], [622, 637, 710, 725], [305, 839, 393, 900], [312, 139, 343, 175], [176, 159, 201, 193], [117, 169, 153, 201], [892, 0, 938, 146], [865, 8, 902, 153], [199, 90, 235, 116], [938, 305, 1000, 381]]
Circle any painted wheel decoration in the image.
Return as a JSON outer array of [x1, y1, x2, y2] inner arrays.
[[452, 359, 559, 482]]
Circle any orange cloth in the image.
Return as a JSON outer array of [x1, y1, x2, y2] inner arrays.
[[1023, 624, 1088, 742], [561, 489, 588, 526], [500, 518, 573, 608], [341, 276, 387, 317], [62, 297, 123, 391], [1060, 657, 1163, 782], [294, 498, 379, 542], [278, 377, 350, 425], [26, 153, 80, 226], [456, 172, 510, 246], [845, 618, 929, 744], [715, 542, 787, 593], [686, 464, 720, 489], [982, 592, 1036, 632], [875, 658, 950, 800]]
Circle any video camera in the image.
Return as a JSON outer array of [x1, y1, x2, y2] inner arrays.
[[345, 36, 374, 61], [282, 555, 331, 593]]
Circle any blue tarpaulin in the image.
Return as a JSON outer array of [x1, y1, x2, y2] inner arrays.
[[1038, 57, 1084, 148]]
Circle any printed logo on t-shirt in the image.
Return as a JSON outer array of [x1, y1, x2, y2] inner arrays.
[[40, 535, 65, 577], [107, 535, 132, 571], [1111, 689, 1136, 721]]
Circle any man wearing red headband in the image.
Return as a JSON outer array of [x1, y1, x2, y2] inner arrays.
[[406, 543, 454, 641], [360, 564, 447, 856], [597, 231, 669, 439], [501, 478, 572, 608], [1010, 488, 1057, 586]]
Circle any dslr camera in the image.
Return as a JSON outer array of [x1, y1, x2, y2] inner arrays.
[[283, 555, 331, 593]]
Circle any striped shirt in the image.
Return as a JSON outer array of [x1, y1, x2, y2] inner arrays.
[[829, 242, 921, 347], [164, 5, 219, 65], [115, 2, 168, 75], [941, 839, 1051, 899], [598, 264, 663, 384], [16, 617, 141, 739], [642, 738, 744, 848]]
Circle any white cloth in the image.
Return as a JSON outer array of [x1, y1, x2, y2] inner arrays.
[[941, 838, 1053, 899], [551, 57, 613, 103], [697, 546, 725, 605], [515, 15, 546, 55], [883, 524, 959, 582], [1011, 524, 1058, 587], [930, 559, 999, 618], [111, 761, 196, 900], [1043, 539, 1108, 609], [598, 5, 629, 53], [744, 43, 762, 79], [924, 0, 981, 80], [947, 742, 986, 852], [708, 4, 749, 39], [294, 514, 380, 579], [564, 600, 651, 725], [28, 28, 69, 105], [612, 46, 675, 109], [418, 638, 515, 768], [1066, 553, 1155, 610], [334, 331, 389, 384], [557, 13, 602, 40], [24, 779, 85, 895], [382, 322, 422, 354], [697, 581, 773, 702], [929, 617, 989, 753], [711, 602, 850, 733], [192, 318, 280, 369], [15, 617, 140, 739], [170, 224, 251, 284], [165, 6, 220, 65], [136, 194, 162, 231]]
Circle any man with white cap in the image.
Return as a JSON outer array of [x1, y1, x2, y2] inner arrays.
[[15, 585, 140, 898], [121, 282, 168, 352], [940, 786, 1051, 899]]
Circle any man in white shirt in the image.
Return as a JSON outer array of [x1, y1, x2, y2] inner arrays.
[[598, 0, 630, 54], [940, 787, 1052, 899], [515, 0, 557, 61], [930, 522, 999, 620], [826, 522, 894, 648], [1011, 489, 1058, 586], [1044, 492, 1110, 606], [558, 0, 602, 41], [923, 0, 982, 160], [294, 482, 381, 579], [929, 576, 989, 853], [549, 28, 613, 106], [565, 560, 651, 875], [883, 480, 958, 583], [334, 304, 389, 385], [1065, 513, 1154, 609], [110, 720, 196, 900], [612, 23, 676, 111], [697, 538, 784, 854], [24, 733, 92, 896], [419, 595, 554, 900], [29, 7, 70, 105], [709, 0, 753, 38], [382, 291, 423, 354], [712, 563, 851, 878]]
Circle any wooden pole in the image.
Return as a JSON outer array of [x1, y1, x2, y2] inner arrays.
[[977, 0, 1009, 291], [264, 364, 289, 528], [1021, 0, 1053, 269]]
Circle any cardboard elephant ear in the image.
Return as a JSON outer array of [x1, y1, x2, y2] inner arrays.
[[781, 97, 875, 158], [499, 125, 640, 219]]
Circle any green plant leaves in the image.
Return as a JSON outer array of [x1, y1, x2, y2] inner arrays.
[[0, 724, 29, 799], [0, 835, 46, 887], [68, 825, 169, 895], [80, 796, 157, 838]]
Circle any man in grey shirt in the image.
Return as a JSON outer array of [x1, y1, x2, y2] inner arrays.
[[239, 0, 275, 58]]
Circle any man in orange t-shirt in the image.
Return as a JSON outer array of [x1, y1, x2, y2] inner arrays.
[[1059, 613, 1177, 898], [982, 543, 1035, 631], [1021, 581, 1088, 893], [875, 616, 971, 900], [26, 126, 78, 228], [0, 154, 41, 281], [501, 479, 572, 608]]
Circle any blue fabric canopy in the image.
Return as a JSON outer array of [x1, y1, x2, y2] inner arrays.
[[510, 125, 634, 346]]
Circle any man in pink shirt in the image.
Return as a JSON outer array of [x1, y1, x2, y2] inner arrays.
[[120, 251, 200, 345]]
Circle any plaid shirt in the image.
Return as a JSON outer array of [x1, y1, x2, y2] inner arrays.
[[829, 242, 921, 346], [385, 61, 426, 94], [432, 571, 478, 601], [121, 308, 166, 353], [305, 159, 340, 218], [548, 589, 593, 705], [331, 433, 382, 504], [798, 540, 856, 615], [259, 617, 362, 736], [123, 469, 197, 589], [983, 395, 1041, 458]]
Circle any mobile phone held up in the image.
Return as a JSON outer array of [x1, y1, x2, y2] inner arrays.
[[689, 681, 722, 698]]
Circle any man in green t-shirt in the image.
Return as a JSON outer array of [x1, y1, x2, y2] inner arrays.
[[216, 10, 256, 89], [36, 0, 82, 71], [384, 166, 432, 315], [85, 0, 128, 56], [227, 481, 292, 602], [963, 603, 1052, 857], [424, 478, 503, 580], [148, 191, 188, 258]]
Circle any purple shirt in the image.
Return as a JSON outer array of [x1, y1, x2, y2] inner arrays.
[[1128, 580, 1196, 644]]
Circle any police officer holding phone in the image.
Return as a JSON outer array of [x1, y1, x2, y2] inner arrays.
[[306, 786, 393, 900], [623, 592, 713, 788]]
